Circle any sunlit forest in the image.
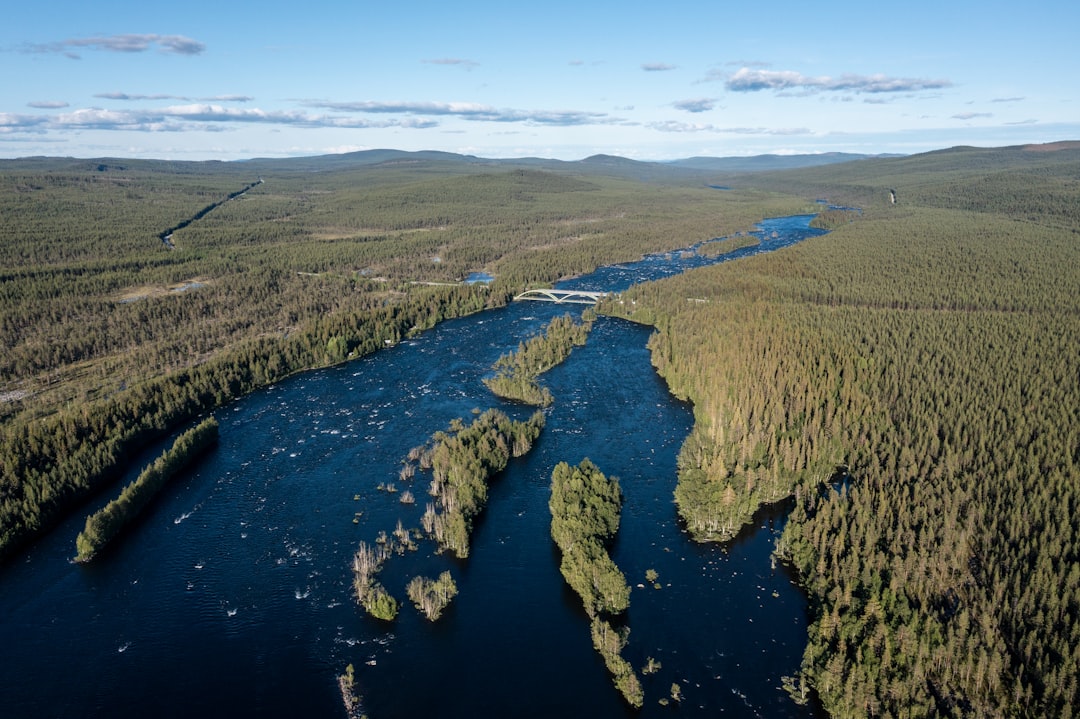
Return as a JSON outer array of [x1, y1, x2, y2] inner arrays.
[[606, 142, 1080, 717], [2, 142, 1078, 717]]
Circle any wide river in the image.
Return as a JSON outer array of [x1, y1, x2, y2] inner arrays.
[[1, 216, 828, 718]]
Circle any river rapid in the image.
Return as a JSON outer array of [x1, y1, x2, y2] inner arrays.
[[0, 216, 827, 718]]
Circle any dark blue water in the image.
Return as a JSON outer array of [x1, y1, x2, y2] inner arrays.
[[0, 216, 827, 718], [559, 213, 824, 293]]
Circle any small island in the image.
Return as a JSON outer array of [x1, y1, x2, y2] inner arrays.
[[351, 540, 398, 621], [406, 571, 458, 621], [337, 663, 367, 719], [419, 408, 545, 558], [549, 458, 642, 707], [75, 417, 219, 562], [483, 312, 594, 406], [351, 408, 545, 621]]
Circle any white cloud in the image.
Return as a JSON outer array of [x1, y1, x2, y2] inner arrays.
[[95, 92, 255, 102], [0, 104, 442, 134], [724, 67, 952, 94], [305, 100, 614, 126], [650, 121, 716, 133], [648, 121, 811, 135], [27, 34, 206, 58], [673, 98, 716, 113]]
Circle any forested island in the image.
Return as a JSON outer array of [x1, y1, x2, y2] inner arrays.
[[75, 416, 218, 562], [2, 142, 1078, 718], [351, 408, 543, 620], [416, 408, 545, 558], [549, 459, 642, 707], [483, 312, 594, 406], [549, 459, 630, 618]]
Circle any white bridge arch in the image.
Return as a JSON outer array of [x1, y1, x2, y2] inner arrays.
[[512, 289, 609, 305]]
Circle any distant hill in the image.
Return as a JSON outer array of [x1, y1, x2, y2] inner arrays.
[[665, 152, 901, 172], [7, 143, 1078, 190], [739, 140, 1080, 221], [238, 149, 899, 181]]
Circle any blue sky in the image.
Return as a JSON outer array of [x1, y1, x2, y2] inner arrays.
[[3, 0, 1078, 161]]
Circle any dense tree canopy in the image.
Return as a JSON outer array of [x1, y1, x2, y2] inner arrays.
[[606, 143, 1080, 717], [549, 458, 640, 707], [75, 416, 218, 561]]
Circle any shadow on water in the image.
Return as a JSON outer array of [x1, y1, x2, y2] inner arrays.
[[0, 215, 830, 718]]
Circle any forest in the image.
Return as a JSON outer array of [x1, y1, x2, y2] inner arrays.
[[2, 142, 1078, 717], [604, 142, 1080, 717], [0, 154, 808, 561]]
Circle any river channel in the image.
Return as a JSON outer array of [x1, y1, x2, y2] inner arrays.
[[0, 216, 827, 718]]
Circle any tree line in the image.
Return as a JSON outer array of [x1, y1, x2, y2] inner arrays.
[[0, 282, 497, 561]]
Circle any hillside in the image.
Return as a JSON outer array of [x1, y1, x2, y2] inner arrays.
[[741, 141, 1080, 222]]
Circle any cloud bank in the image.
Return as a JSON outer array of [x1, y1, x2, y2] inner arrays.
[[27, 34, 206, 58], [1, 99, 618, 135], [725, 67, 952, 94], [305, 100, 612, 126], [0, 105, 437, 134]]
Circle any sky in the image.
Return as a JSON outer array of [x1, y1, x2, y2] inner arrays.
[[2, 0, 1079, 162]]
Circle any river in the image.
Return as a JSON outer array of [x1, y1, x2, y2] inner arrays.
[[0, 216, 827, 718]]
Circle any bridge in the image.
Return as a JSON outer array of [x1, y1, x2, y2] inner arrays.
[[513, 289, 609, 305]]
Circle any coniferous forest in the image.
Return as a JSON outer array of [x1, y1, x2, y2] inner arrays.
[[605, 143, 1080, 717], [2, 142, 1079, 717]]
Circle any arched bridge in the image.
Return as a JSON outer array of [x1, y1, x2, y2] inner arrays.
[[513, 289, 609, 305]]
